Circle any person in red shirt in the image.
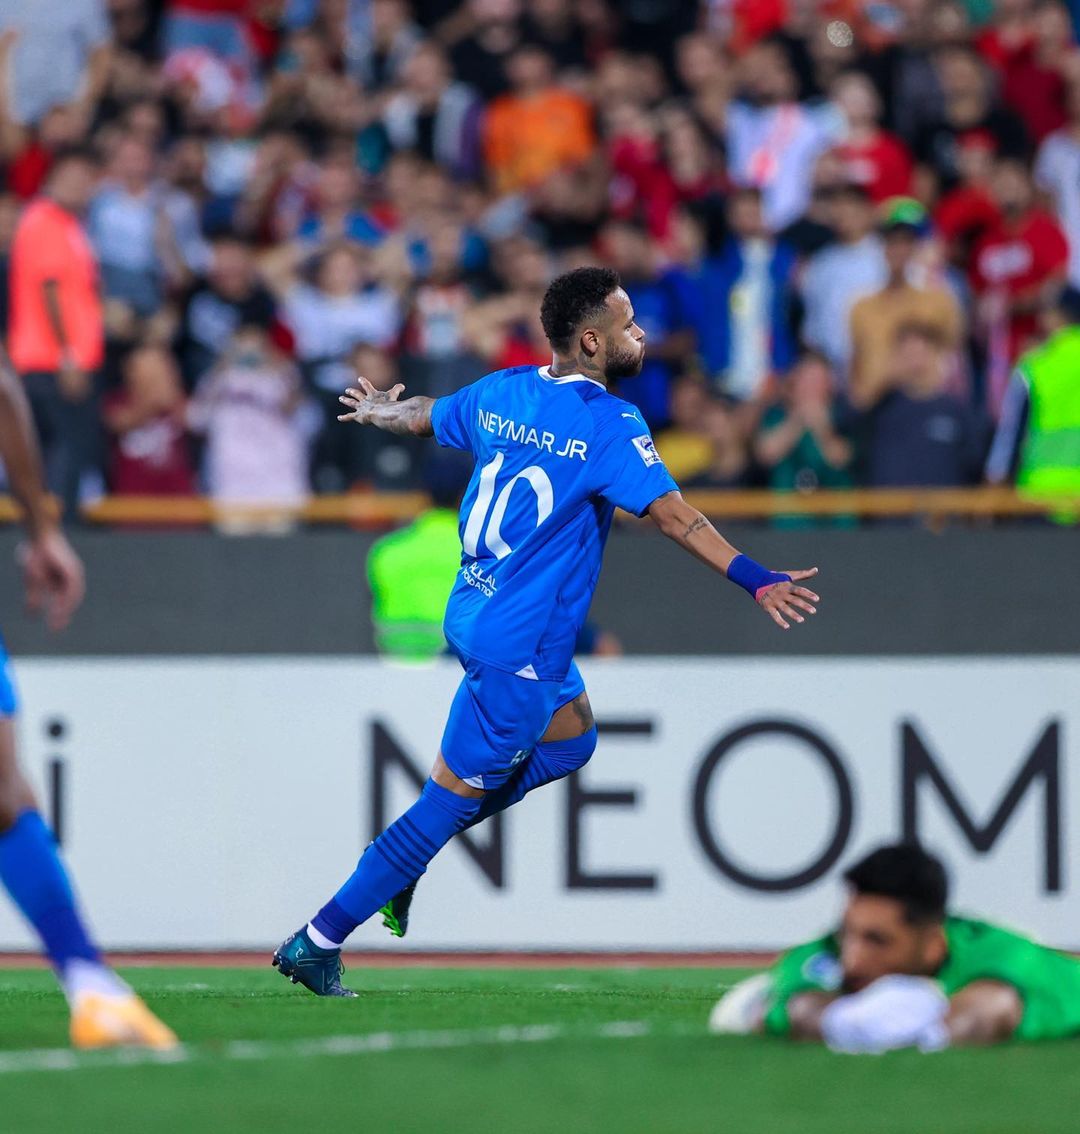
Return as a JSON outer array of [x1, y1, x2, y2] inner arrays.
[[971, 157, 1069, 414], [103, 346, 195, 497], [829, 70, 914, 204], [981, 0, 1075, 143], [934, 131, 1001, 266], [8, 146, 104, 517]]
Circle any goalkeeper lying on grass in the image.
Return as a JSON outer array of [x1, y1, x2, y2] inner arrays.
[[710, 842, 1080, 1053]]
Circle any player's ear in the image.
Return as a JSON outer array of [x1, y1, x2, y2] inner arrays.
[[579, 327, 600, 358]]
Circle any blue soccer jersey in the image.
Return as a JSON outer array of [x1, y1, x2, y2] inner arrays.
[[430, 365, 679, 681]]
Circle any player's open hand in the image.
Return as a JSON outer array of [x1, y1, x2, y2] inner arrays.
[[19, 527, 86, 633], [758, 568, 819, 630], [338, 376, 406, 424]]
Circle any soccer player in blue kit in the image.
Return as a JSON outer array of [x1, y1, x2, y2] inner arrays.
[[274, 268, 820, 995], [0, 356, 176, 1047]]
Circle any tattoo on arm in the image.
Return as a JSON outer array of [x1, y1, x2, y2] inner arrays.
[[682, 516, 709, 539], [366, 396, 435, 437]]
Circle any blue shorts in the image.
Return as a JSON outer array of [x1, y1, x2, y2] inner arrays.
[[0, 636, 16, 718], [440, 650, 586, 790]]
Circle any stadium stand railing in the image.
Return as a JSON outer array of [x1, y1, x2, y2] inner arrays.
[[0, 488, 1076, 528]]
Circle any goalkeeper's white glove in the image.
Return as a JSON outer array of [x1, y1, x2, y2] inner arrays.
[[708, 973, 773, 1035], [821, 974, 949, 1055]]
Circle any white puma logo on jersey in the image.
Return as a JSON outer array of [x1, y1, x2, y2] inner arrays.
[[621, 412, 640, 420]]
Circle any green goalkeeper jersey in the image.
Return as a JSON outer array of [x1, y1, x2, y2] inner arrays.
[[763, 916, 1080, 1041]]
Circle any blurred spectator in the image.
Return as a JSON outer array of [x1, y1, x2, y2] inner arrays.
[[103, 345, 195, 495], [800, 183, 886, 379], [448, 0, 528, 100], [482, 43, 595, 194], [912, 46, 1029, 195], [849, 199, 963, 410], [188, 323, 310, 520], [934, 131, 1002, 267], [986, 284, 1080, 516], [178, 235, 278, 387], [366, 448, 472, 660], [971, 157, 1068, 412], [726, 37, 840, 230], [688, 187, 798, 403], [683, 399, 751, 489], [674, 32, 730, 137], [462, 236, 550, 370], [400, 218, 480, 397], [779, 151, 842, 257], [0, 0, 111, 128], [862, 322, 989, 488], [351, 0, 424, 91], [382, 41, 482, 179], [263, 238, 403, 486], [655, 375, 714, 482], [1034, 79, 1080, 289], [754, 350, 854, 517], [829, 71, 914, 204], [296, 152, 385, 247], [8, 146, 104, 515], [522, 0, 588, 73], [88, 137, 184, 319], [994, 0, 1076, 143], [600, 217, 693, 425]]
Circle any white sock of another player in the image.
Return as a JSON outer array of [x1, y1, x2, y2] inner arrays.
[[62, 958, 131, 1006]]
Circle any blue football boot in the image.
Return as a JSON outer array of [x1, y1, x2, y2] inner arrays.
[[272, 928, 357, 997]]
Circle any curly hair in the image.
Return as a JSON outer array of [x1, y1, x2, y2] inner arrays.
[[540, 267, 622, 354]]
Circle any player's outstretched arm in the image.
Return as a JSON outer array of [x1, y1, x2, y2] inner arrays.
[[647, 491, 819, 630], [0, 355, 85, 631], [944, 981, 1023, 1046], [338, 377, 435, 437]]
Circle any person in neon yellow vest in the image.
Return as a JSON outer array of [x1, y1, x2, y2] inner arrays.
[[366, 451, 472, 660], [987, 285, 1080, 521]]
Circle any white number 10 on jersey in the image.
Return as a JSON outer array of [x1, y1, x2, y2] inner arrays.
[[462, 452, 554, 560]]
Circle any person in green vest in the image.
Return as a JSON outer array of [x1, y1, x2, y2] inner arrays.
[[366, 451, 472, 660], [709, 841, 1080, 1051], [986, 285, 1080, 521]]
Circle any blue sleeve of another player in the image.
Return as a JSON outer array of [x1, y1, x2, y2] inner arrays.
[[593, 416, 679, 518], [431, 381, 481, 452]]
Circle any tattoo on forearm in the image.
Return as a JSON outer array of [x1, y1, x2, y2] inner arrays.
[[369, 396, 434, 437], [682, 516, 708, 539]]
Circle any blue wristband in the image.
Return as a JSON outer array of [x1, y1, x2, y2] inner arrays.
[[727, 554, 791, 602]]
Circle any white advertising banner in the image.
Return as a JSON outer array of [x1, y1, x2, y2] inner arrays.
[[0, 657, 1074, 952]]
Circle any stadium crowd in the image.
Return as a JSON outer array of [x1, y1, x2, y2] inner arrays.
[[1, 0, 1080, 519]]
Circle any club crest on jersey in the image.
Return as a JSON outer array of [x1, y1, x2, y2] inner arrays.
[[801, 952, 842, 991], [632, 434, 662, 467]]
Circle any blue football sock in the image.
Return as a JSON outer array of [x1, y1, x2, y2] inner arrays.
[[470, 726, 597, 826], [311, 778, 482, 945], [0, 810, 100, 973]]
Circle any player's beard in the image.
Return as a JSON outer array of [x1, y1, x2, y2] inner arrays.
[[603, 340, 645, 380]]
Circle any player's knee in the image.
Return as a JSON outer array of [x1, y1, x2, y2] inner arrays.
[[536, 724, 597, 775]]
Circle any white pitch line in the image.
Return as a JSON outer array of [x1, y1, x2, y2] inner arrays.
[[0, 1019, 654, 1076]]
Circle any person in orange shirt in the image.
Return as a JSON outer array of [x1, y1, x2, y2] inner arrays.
[[8, 146, 104, 517], [482, 44, 596, 195]]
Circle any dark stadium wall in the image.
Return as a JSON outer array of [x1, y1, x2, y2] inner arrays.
[[0, 527, 1076, 657]]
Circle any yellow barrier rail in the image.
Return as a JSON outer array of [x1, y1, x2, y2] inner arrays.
[[0, 487, 1074, 527]]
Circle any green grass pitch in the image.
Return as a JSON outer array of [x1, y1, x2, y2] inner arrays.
[[1, 965, 1078, 1134]]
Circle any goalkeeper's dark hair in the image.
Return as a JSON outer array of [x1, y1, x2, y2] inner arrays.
[[843, 842, 948, 925], [540, 267, 622, 354]]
